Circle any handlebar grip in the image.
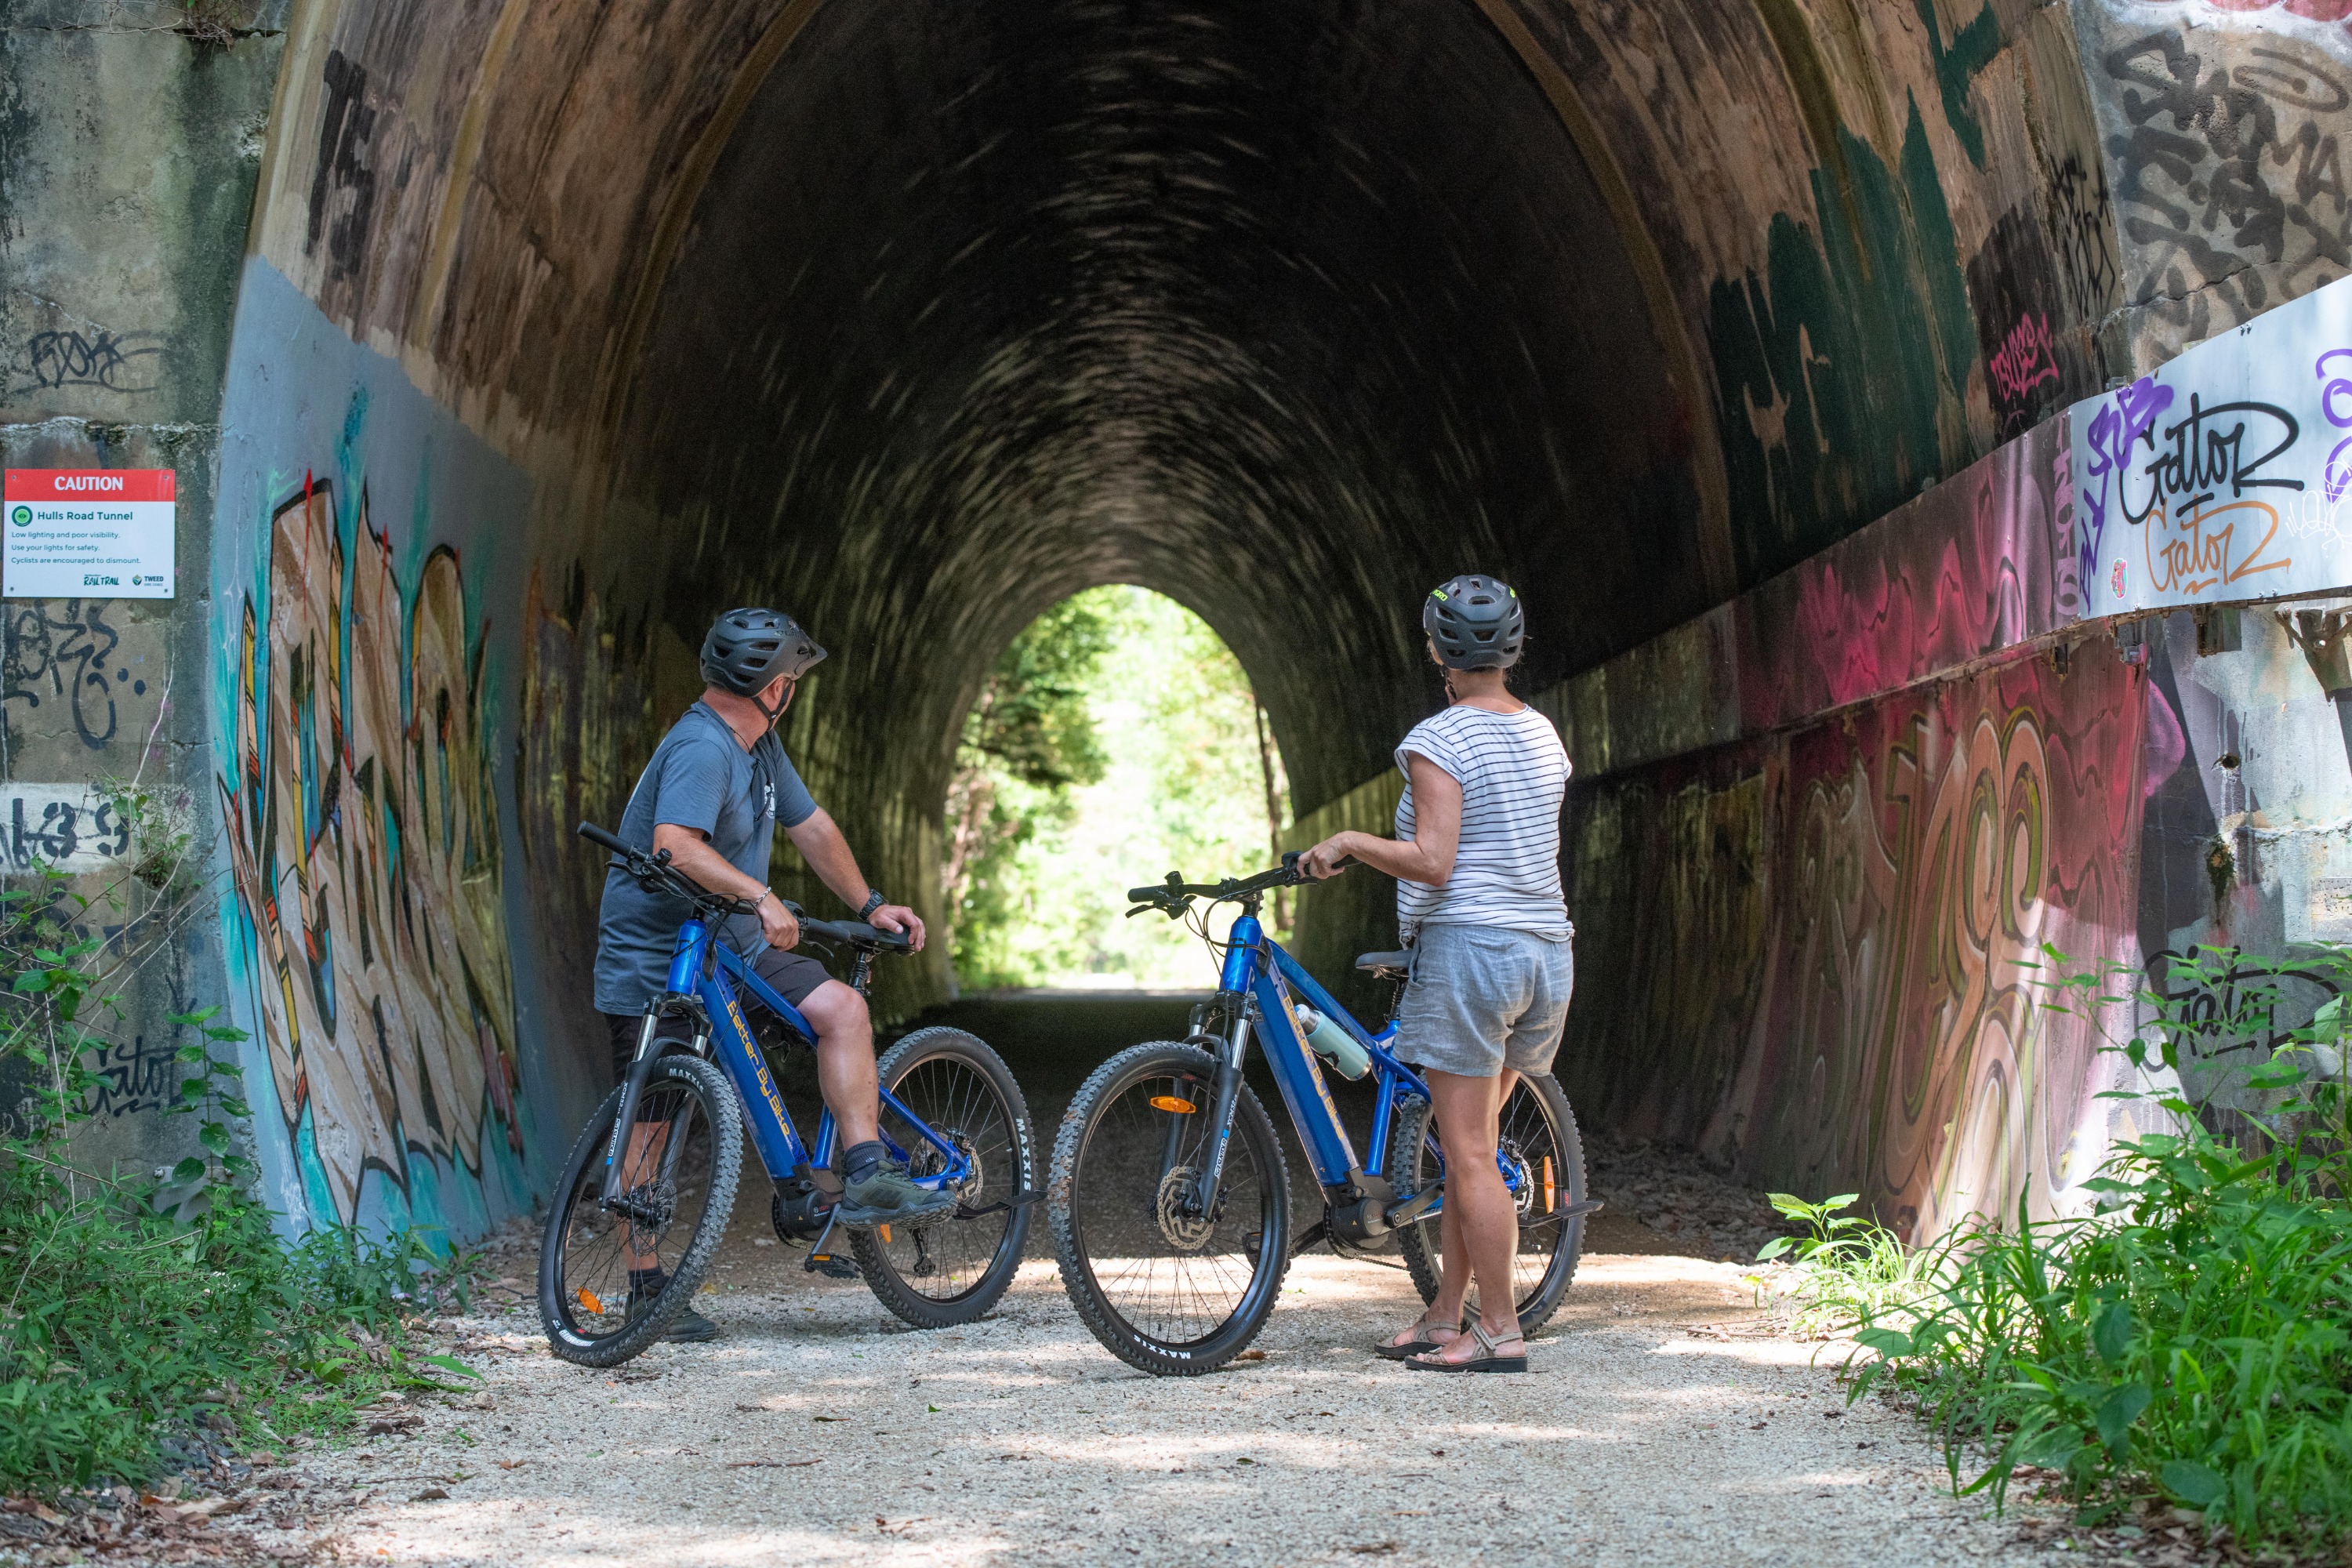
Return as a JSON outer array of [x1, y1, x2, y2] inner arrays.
[[577, 822, 632, 855], [1126, 886, 1170, 904]]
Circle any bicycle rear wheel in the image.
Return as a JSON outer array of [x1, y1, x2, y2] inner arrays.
[[848, 1026, 1036, 1328], [539, 1053, 741, 1367], [1385, 1073, 1584, 1336], [1051, 1041, 1290, 1376]]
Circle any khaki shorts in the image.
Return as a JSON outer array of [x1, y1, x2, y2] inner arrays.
[[1396, 924, 1573, 1079]]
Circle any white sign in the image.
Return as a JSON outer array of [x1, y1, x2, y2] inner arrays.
[[3, 469, 176, 599], [2071, 273, 2352, 618], [0, 784, 132, 874]]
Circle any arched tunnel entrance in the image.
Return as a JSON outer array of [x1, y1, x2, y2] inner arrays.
[[586, 0, 1712, 997], [24, 0, 2352, 1250]]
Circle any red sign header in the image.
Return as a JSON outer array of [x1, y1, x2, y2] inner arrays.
[[4, 469, 176, 503]]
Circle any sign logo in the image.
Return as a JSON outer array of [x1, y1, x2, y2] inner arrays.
[[9, 507, 27, 528], [2111, 560, 2126, 599]]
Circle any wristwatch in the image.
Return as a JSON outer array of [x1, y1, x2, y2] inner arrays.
[[858, 889, 887, 919]]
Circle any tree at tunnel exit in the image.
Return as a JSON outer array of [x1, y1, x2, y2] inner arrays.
[[949, 590, 1287, 990]]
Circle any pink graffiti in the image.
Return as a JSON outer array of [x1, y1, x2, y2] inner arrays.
[[2137, 0, 2352, 31], [1987, 312, 2060, 405]]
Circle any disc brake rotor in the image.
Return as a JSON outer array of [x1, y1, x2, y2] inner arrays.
[[1155, 1165, 1215, 1251]]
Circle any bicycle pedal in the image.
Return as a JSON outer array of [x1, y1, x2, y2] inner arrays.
[[804, 1251, 860, 1279]]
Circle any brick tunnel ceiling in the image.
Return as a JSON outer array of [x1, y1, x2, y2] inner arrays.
[[608, 1, 1704, 815]]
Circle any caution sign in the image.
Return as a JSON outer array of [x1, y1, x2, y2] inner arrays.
[[3, 469, 176, 600]]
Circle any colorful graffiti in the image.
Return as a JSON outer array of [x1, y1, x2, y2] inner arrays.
[[216, 476, 526, 1229], [1565, 642, 2147, 1240]]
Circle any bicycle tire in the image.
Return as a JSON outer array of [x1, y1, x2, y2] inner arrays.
[[539, 1053, 742, 1367], [1051, 1041, 1290, 1377], [1385, 1073, 1584, 1336], [848, 1026, 1037, 1329]]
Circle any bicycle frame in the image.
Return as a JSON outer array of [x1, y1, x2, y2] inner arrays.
[[603, 916, 972, 1196], [1185, 909, 1543, 1243]]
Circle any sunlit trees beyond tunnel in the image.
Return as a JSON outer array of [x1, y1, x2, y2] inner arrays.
[[946, 589, 1290, 989]]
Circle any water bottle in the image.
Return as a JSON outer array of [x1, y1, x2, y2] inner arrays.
[[1293, 1003, 1372, 1080]]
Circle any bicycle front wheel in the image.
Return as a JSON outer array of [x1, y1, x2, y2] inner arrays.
[[1050, 1041, 1290, 1376], [539, 1053, 742, 1367], [1385, 1073, 1585, 1336], [848, 1026, 1037, 1329]]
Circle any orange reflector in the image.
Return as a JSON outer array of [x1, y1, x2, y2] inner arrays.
[[1541, 1156, 1555, 1214], [878, 1225, 893, 1244], [1150, 1095, 1196, 1114], [576, 1287, 604, 1315]]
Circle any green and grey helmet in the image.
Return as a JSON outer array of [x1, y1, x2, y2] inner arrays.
[[701, 608, 826, 696], [1423, 574, 1524, 670]]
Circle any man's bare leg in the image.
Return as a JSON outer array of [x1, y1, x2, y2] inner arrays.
[[798, 979, 879, 1148]]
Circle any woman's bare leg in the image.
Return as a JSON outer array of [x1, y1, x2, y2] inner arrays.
[[1414, 1068, 1524, 1363]]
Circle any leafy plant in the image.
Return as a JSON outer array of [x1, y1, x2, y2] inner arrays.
[[0, 859, 480, 1495], [1755, 1191, 1929, 1334], [1845, 943, 2352, 1551]]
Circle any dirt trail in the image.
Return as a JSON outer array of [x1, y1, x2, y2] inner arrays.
[[209, 1225, 2078, 1568]]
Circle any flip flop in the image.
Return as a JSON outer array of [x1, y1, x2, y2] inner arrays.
[[1406, 1319, 1527, 1374], [1374, 1314, 1466, 1361]]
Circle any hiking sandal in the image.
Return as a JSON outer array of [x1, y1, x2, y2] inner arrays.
[[1374, 1313, 1466, 1361], [1405, 1319, 1527, 1374]]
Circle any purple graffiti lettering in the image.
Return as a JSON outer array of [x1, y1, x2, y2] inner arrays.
[[2317, 348, 2352, 502], [2079, 376, 2179, 601]]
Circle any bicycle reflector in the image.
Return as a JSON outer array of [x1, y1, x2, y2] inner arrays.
[[1149, 1095, 1197, 1114], [1541, 1157, 1555, 1214], [577, 1287, 604, 1315]]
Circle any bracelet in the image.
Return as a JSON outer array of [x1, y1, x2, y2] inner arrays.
[[858, 889, 887, 919]]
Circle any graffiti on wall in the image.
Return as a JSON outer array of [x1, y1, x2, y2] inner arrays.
[[1566, 642, 2147, 1239], [2072, 270, 2352, 615], [1736, 419, 2078, 727], [2093, 17, 2352, 347], [216, 477, 524, 1229]]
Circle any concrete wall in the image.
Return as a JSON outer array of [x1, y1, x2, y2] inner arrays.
[[2, 3, 285, 1185]]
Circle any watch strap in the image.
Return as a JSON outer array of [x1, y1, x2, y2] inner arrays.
[[858, 889, 887, 919]]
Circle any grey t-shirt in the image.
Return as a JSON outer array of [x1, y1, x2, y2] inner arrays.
[[593, 702, 818, 1013]]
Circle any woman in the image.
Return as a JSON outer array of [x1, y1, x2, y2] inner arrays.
[[1299, 574, 1573, 1373]]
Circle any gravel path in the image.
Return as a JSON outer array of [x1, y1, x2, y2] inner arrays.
[[211, 1226, 2076, 1568]]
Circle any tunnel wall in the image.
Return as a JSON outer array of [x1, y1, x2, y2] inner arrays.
[[16, 0, 2352, 1246]]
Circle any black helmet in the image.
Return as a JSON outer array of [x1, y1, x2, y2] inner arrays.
[[1423, 574, 1525, 670], [701, 608, 826, 696]]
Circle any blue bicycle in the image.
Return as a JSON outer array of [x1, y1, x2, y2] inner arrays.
[[1049, 855, 1592, 1375], [539, 823, 1037, 1366]]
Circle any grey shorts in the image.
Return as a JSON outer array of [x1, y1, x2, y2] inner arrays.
[[1396, 924, 1574, 1079]]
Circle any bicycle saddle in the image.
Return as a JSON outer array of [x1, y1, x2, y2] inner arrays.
[[1356, 951, 1412, 977]]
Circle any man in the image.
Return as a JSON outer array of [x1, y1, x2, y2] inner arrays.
[[1300, 574, 1573, 1373], [593, 607, 952, 1341]]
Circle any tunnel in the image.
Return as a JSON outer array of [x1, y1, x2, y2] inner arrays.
[[16, 0, 2352, 1248]]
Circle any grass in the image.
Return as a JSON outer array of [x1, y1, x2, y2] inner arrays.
[[1, 871, 481, 1494], [1815, 945, 2352, 1554]]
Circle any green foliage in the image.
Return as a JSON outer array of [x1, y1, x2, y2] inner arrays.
[[0, 866, 476, 1495], [1756, 1191, 1929, 1334], [1846, 944, 2352, 1550], [949, 588, 1286, 989]]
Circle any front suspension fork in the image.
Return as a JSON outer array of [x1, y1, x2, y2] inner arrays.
[[1189, 1000, 1251, 1214]]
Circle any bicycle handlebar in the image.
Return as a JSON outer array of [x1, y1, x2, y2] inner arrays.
[[1127, 851, 1352, 919], [575, 822, 910, 953]]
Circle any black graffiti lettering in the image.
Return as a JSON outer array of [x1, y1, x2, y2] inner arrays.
[[2236, 46, 2351, 116], [305, 49, 379, 278], [2145, 946, 2339, 1065], [5, 795, 129, 870], [82, 1033, 183, 1119], [2104, 31, 2352, 321], [2045, 151, 2118, 321], [2138, 396, 2303, 517], [2, 600, 124, 750], [18, 329, 164, 394]]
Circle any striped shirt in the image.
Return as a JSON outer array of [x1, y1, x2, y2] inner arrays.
[[1393, 704, 1573, 942]]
